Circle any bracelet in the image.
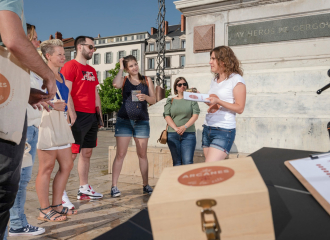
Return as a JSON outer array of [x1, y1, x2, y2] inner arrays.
[[48, 104, 54, 110]]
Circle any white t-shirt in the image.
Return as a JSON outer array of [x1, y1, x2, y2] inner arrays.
[[204, 73, 245, 129]]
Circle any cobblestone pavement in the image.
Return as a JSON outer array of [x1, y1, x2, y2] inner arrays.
[[8, 130, 158, 240]]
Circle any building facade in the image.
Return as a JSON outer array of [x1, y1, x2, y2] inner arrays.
[[145, 18, 186, 90], [91, 32, 149, 84]]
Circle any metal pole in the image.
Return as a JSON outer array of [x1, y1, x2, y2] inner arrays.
[[156, 0, 166, 88]]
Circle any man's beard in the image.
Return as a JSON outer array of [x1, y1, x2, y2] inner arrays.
[[82, 48, 93, 60]]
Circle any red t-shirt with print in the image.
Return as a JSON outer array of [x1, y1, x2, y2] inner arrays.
[[60, 60, 99, 113]]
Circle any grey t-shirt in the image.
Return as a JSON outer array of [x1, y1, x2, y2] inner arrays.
[[0, 0, 27, 45]]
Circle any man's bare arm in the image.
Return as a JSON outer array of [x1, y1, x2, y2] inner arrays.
[[0, 10, 56, 100], [65, 80, 77, 125], [95, 86, 103, 127]]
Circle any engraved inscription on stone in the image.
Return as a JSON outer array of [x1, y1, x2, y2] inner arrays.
[[194, 24, 215, 53], [228, 13, 330, 46]]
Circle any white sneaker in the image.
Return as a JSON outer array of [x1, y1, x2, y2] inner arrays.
[[77, 185, 103, 200], [62, 190, 75, 210]]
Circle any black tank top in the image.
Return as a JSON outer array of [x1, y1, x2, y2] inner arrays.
[[117, 77, 149, 120]]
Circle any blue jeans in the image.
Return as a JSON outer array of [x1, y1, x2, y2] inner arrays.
[[167, 132, 196, 166], [202, 125, 236, 154], [7, 126, 38, 232], [114, 117, 150, 138]]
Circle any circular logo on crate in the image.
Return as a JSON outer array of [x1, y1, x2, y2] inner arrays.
[[0, 74, 10, 105], [178, 166, 235, 186]]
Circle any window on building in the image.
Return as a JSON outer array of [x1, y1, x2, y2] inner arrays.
[[70, 51, 76, 60], [124, 36, 127, 41], [105, 52, 112, 64], [165, 57, 171, 68], [93, 53, 100, 65], [99, 39, 105, 44], [181, 40, 186, 49], [137, 34, 145, 40], [119, 51, 125, 59], [148, 58, 155, 69], [166, 42, 171, 50], [108, 38, 114, 43], [180, 55, 185, 67], [116, 37, 122, 42], [96, 71, 100, 81], [106, 71, 111, 78], [149, 44, 155, 52], [150, 76, 155, 86], [164, 76, 171, 90], [132, 50, 138, 59]]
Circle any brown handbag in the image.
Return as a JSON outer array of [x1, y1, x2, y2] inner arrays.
[[157, 98, 174, 144]]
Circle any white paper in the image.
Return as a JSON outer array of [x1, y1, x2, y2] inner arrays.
[[183, 92, 210, 102], [290, 155, 330, 205]]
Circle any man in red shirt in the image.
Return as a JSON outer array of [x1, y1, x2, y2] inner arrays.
[[61, 36, 103, 205]]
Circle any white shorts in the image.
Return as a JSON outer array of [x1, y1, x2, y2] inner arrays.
[[42, 112, 71, 151]]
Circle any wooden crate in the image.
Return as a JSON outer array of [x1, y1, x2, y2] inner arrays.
[[147, 157, 275, 240]]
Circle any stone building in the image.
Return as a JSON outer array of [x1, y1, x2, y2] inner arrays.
[[147, 0, 330, 153], [145, 16, 186, 89], [91, 32, 149, 84]]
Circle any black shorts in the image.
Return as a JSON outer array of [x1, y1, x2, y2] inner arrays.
[[71, 111, 98, 153]]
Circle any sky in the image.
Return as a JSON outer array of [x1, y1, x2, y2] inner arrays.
[[25, 0, 182, 41]]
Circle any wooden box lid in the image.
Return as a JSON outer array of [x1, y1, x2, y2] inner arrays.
[[148, 157, 275, 240]]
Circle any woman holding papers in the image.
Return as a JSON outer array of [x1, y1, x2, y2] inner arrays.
[[111, 55, 156, 198], [163, 77, 200, 166], [203, 46, 246, 162]]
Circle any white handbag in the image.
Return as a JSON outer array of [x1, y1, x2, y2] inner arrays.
[[37, 87, 74, 149], [0, 46, 30, 144]]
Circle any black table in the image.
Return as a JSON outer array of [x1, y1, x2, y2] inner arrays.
[[95, 147, 330, 240]]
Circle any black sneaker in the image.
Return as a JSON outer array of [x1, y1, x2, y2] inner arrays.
[[111, 186, 121, 197], [9, 224, 45, 236], [143, 185, 153, 195]]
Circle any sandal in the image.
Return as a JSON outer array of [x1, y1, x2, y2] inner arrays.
[[51, 203, 78, 216], [37, 206, 67, 222]]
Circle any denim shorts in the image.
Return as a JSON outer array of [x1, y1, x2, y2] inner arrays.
[[202, 125, 236, 154], [114, 117, 150, 138]]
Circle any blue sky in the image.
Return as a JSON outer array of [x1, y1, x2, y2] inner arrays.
[[25, 0, 182, 41]]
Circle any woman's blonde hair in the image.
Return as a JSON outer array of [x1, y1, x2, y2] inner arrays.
[[40, 39, 64, 60], [210, 46, 243, 78]]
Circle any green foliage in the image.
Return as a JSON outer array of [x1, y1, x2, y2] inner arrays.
[[98, 62, 122, 114], [165, 88, 171, 98]]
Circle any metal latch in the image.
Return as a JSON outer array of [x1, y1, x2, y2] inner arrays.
[[196, 199, 221, 240]]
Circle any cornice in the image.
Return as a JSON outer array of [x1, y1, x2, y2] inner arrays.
[[174, 0, 294, 17]]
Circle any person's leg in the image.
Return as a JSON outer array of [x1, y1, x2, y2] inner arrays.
[[202, 125, 211, 160], [78, 114, 98, 186], [205, 128, 236, 162], [205, 147, 227, 162], [167, 132, 182, 166], [35, 149, 65, 221], [51, 147, 77, 215], [181, 132, 196, 165], [134, 138, 149, 186], [78, 148, 93, 186], [0, 114, 27, 240], [111, 137, 132, 187], [9, 126, 36, 230]]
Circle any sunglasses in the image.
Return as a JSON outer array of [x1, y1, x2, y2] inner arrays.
[[81, 44, 97, 51], [177, 83, 187, 87]]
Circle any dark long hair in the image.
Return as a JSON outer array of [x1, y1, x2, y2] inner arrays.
[[123, 55, 147, 85]]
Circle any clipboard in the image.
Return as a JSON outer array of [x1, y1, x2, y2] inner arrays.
[[285, 153, 330, 215]]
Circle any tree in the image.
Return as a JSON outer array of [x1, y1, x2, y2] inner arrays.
[[98, 63, 122, 114]]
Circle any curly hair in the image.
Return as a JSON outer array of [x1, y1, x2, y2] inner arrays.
[[210, 46, 243, 78]]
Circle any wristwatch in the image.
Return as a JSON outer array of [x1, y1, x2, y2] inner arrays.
[[184, 125, 188, 129]]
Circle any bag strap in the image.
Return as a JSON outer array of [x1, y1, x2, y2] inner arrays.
[[55, 86, 63, 101]]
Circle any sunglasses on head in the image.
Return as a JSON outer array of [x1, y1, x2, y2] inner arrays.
[[177, 83, 187, 87], [81, 44, 97, 51]]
